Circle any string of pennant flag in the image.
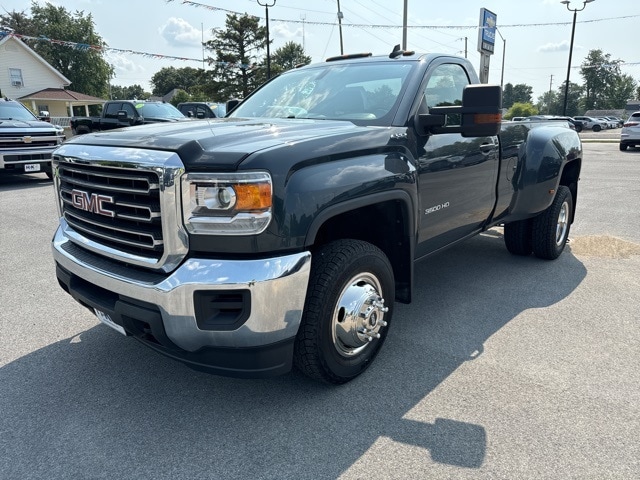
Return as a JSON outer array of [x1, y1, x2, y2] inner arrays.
[[0, 30, 257, 69]]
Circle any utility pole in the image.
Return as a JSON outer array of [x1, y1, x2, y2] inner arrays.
[[301, 14, 306, 51], [548, 74, 554, 114], [337, 0, 344, 55], [402, 0, 408, 50]]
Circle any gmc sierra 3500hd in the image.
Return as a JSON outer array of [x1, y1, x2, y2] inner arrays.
[[51, 47, 582, 384]]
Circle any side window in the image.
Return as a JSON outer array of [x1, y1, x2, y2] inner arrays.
[[9, 68, 24, 87], [104, 102, 121, 119], [196, 106, 208, 118], [121, 103, 136, 117], [423, 64, 470, 126]]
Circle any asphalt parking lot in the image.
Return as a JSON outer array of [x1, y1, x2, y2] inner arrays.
[[1, 143, 638, 479]]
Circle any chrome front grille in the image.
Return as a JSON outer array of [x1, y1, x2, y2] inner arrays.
[[53, 144, 188, 272], [58, 162, 163, 258]]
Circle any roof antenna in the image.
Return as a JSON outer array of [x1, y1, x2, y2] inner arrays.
[[389, 44, 404, 59]]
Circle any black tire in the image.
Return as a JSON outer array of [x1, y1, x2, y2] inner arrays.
[[293, 239, 394, 384], [592, 124, 601, 132], [504, 218, 533, 256], [619, 143, 627, 151], [532, 186, 573, 260]]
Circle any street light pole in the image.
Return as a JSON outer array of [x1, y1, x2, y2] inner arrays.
[[561, 0, 594, 116], [258, 0, 276, 79], [496, 28, 506, 90]]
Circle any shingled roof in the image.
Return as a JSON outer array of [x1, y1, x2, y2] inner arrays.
[[18, 88, 105, 103]]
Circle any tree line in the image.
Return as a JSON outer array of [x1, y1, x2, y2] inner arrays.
[[2, 2, 639, 115]]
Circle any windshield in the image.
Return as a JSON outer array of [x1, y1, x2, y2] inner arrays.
[[0, 102, 38, 121], [229, 61, 416, 124], [137, 103, 185, 119]]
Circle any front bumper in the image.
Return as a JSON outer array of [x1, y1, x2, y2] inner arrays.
[[52, 224, 311, 377]]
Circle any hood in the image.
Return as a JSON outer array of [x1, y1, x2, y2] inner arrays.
[[63, 117, 379, 170], [0, 119, 59, 130]]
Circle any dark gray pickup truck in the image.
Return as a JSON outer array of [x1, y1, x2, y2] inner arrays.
[[70, 100, 189, 135], [0, 99, 65, 178], [51, 48, 582, 384]]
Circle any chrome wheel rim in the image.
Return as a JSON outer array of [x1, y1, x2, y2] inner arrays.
[[556, 200, 570, 246], [331, 273, 389, 358]]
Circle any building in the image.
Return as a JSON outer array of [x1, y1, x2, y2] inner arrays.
[[0, 33, 104, 127]]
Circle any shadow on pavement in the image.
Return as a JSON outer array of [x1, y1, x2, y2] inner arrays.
[[0, 232, 587, 479]]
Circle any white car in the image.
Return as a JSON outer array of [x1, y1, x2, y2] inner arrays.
[[597, 117, 616, 129], [620, 112, 640, 151], [573, 116, 607, 132]]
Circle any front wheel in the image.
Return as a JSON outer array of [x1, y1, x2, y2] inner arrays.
[[504, 218, 533, 256], [592, 124, 601, 132], [294, 240, 395, 384], [619, 143, 627, 151], [532, 186, 573, 260]]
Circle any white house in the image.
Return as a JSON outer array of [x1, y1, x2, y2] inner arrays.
[[0, 33, 104, 120]]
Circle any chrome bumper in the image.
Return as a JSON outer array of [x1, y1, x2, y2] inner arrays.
[[52, 222, 311, 351]]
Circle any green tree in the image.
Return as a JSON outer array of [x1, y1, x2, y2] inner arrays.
[[150, 66, 205, 97], [558, 81, 584, 117], [502, 83, 534, 109], [536, 89, 561, 116], [169, 89, 190, 107], [607, 74, 637, 110], [269, 41, 311, 76], [0, 2, 113, 98], [505, 102, 538, 119], [203, 13, 268, 100], [110, 84, 150, 100], [580, 49, 625, 110]]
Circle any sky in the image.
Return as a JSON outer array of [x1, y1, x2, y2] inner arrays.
[[2, 0, 639, 101]]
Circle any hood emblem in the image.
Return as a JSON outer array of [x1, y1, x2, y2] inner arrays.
[[71, 189, 115, 217]]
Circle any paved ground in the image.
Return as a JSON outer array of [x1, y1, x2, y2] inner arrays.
[[1, 143, 638, 479]]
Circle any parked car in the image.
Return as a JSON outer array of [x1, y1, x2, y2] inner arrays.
[[573, 116, 607, 132], [177, 102, 227, 119], [604, 116, 623, 128], [519, 115, 583, 132], [596, 117, 616, 129], [619, 111, 640, 151]]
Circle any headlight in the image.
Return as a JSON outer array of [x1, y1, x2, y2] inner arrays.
[[181, 171, 272, 235]]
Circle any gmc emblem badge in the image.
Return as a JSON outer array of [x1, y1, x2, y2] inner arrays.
[[71, 189, 115, 217]]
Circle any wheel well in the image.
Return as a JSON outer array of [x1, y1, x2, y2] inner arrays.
[[311, 199, 412, 303], [559, 159, 581, 223]]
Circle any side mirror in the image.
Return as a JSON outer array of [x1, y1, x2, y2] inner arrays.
[[417, 84, 502, 138], [226, 98, 241, 113]]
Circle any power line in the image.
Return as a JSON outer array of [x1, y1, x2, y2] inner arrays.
[[166, 2, 640, 30]]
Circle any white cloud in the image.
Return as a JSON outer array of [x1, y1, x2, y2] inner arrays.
[[272, 23, 302, 42], [107, 52, 146, 75], [537, 40, 585, 53], [159, 17, 201, 47], [538, 40, 570, 53]]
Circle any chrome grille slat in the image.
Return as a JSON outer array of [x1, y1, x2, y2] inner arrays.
[[65, 215, 161, 251], [59, 175, 154, 194], [64, 210, 163, 248], [60, 165, 160, 190]]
